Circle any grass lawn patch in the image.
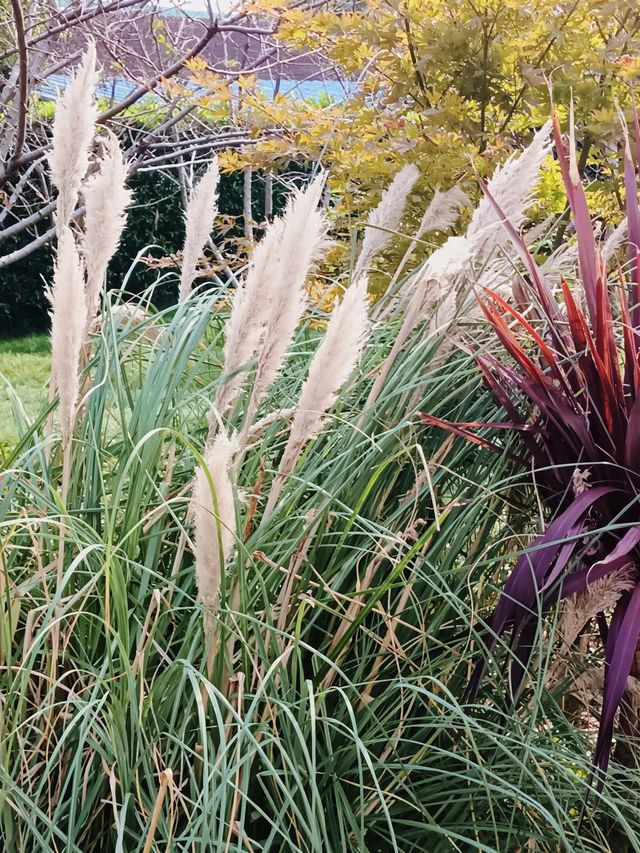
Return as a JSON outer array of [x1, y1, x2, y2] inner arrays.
[[0, 333, 50, 449]]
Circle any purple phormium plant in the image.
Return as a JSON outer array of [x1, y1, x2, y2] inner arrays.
[[422, 110, 640, 787]]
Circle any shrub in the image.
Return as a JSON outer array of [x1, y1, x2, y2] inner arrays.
[[0, 167, 295, 337], [424, 109, 640, 792]]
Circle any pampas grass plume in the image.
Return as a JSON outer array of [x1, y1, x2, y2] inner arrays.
[[467, 121, 552, 258], [83, 130, 132, 329], [264, 276, 369, 518], [558, 568, 636, 650], [214, 216, 287, 419], [192, 430, 237, 611], [179, 158, 220, 301], [251, 174, 329, 404], [353, 164, 419, 280], [214, 173, 328, 428], [49, 43, 98, 227], [47, 227, 87, 445], [416, 185, 469, 239]]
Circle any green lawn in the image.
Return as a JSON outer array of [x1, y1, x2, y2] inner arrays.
[[0, 334, 50, 448]]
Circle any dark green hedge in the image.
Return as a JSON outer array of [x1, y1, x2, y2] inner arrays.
[[0, 167, 293, 338]]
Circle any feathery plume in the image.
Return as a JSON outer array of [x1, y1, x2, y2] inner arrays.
[[49, 43, 98, 227], [47, 228, 87, 446], [214, 173, 329, 431], [251, 174, 328, 403], [558, 567, 636, 651], [353, 164, 419, 281], [602, 217, 628, 261], [394, 233, 473, 314], [83, 131, 132, 329], [416, 185, 470, 240], [214, 216, 287, 419], [193, 430, 237, 608], [423, 235, 473, 280], [378, 185, 469, 314], [192, 430, 237, 671], [467, 121, 552, 259], [179, 158, 220, 301], [264, 277, 369, 518]]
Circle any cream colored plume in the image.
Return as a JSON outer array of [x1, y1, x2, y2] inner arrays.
[[424, 235, 473, 280], [251, 173, 329, 404], [83, 131, 132, 329], [179, 158, 220, 301], [467, 121, 552, 260], [192, 429, 237, 674], [354, 164, 419, 281], [213, 174, 328, 435], [192, 430, 237, 609], [214, 215, 287, 419], [602, 217, 628, 261], [558, 567, 636, 651], [49, 43, 98, 227], [417, 185, 469, 239], [264, 277, 369, 519], [393, 234, 474, 317], [47, 228, 87, 446], [380, 185, 469, 312]]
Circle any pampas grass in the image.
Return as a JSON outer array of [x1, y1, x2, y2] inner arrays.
[[214, 216, 287, 419], [249, 173, 329, 408], [49, 43, 98, 227], [83, 130, 132, 329], [192, 429, 237, 675], [264, 277, 370, 518], [213, 174, 329, 433], [179, 158, 220, 301], [353, 164, 419, 282], [467, 120, 552, 260], [47, 227, 86, 447], [7, 85, 640, 850]]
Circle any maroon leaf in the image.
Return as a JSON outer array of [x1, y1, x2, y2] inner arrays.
[[592, 585, 640, 784]]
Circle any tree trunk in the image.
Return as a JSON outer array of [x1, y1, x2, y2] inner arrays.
[[264, 170, 273, 222], [243, 166, 254, 244]]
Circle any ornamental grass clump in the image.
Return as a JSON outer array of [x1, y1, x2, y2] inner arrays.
[[424, 110, 640, 787], [47, 45, 133, 448], [7, 56, 640, 848]]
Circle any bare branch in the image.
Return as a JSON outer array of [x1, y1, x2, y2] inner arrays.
[[7, 0, 28, 168], [0, 0, 151, 64], [98, 21, 220, 123]]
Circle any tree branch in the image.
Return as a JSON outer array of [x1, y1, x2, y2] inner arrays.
[[7, 0, 28, 169], [0, 0, 151, 64], [0, 18, 221, 184]]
